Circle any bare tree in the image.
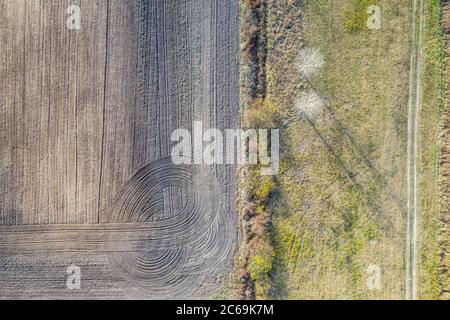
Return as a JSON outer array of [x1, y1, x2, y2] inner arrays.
[[294, 91, 324, 120], [296, 47, 324, 79]]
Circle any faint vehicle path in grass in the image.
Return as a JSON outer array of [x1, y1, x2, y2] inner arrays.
[[406, 0, 424, 301]]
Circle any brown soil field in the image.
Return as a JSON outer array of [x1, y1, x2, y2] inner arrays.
[[0, 0, 239, 299]]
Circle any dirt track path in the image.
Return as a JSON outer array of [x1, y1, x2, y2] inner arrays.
[[405, 0, 424, 300], [0, 0, 238, 299]]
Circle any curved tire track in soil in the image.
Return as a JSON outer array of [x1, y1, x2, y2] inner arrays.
[[107, 158, 234, 299]]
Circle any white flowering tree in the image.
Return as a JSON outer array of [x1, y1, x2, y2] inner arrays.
[[294, 91, 324, 120], [296, 47, 324, 79]]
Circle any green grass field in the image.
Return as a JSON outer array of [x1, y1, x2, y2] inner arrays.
[[266, 0, 412, 299], [417, 0, 444, 300], [237, 0, 444, 299]]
